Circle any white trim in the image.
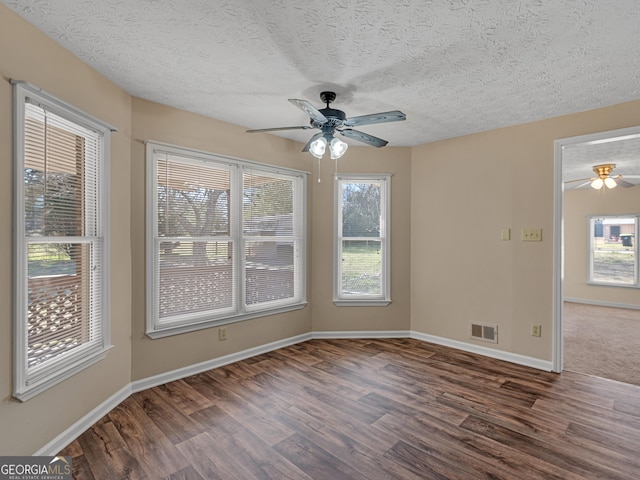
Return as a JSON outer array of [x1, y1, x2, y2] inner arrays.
[[553, 125, 640, 374], [32, 330, 554, 455], [312, 330, 410, 339], [145, 140, 309, 177], [553, 136, 565, 373], [34, 383, 131, 456], [334, 174, 391, 304], [11, 80, 117, 132], [587, 215, 639, 288], [333, 300, 392, 307], [146, 142, 308, 337], [13, 82, 112, 401], [146, 302, 308, 339], [411, 332, 554, 372], [564, 297, 640, 311]]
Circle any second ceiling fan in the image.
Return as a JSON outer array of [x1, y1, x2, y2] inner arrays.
[[247, 91, 406, 159], [565, 163, 637, 190]]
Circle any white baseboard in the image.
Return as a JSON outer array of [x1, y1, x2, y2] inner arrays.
[[564, 297, 640, 311], [35, 384, 132, 456], [131, 332, 312, 393], [39, 329, 552, 455], [411, 332, 553, 372], [312, 330, 411, 339]]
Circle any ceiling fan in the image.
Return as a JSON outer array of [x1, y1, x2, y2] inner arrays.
[[246, 91, 406, 159], [565, 163, 636, 190]]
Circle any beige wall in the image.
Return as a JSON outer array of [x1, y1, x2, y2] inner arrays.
[[310, 146, 412, 332], [564, 187, 640, 306], [411, 102, 640, 361], [130, 98, 313, 380], [0, 5, 132, 455]]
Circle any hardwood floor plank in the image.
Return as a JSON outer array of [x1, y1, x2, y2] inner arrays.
[[75, 419, 147, 480], [176, 432, 259, 480], [460, 414, 631, 480], [189, 405, 311, 480], [161, 464, 203, 480], [384, 440, 478, 480], [106, 397, 189, 478], [134, 387, 206, 444], [437, 390, 571, 437], [194, 375, 296, 446], [374, 412, 584, 480], [153, 379, 214, 416], [614, 395, 640, 417], [275, 404, 424, 479], [273, 433, 368, 480], [68, 455, 95, 480]]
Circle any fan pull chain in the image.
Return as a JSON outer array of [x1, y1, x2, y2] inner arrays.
[[317, 157, 321, 183]]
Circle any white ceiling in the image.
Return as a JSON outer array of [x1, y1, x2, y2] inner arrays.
[[3, 0, 640, 179]]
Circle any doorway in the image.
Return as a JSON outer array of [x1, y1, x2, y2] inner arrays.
[[553, 126, 640, 377]]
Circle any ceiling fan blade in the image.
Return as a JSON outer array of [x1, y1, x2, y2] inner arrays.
[[339, 129, 388, 147], [344, 110, 406, 127], [572, 181, 593, 189], [288, 99, 328, 124], [564, 176, 593, 184], [302, 132, 323, 152], [246, 125, 313, 133], [615, 177, 635, 188]]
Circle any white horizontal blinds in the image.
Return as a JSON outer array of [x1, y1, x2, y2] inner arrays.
[[340, 180, 383, 297], [155, 151, 234, 322], [23, 100, 103, 370], [243, 170, 300, 307]]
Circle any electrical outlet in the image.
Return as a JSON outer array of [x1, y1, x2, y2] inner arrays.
[[218, 327, 227, 341], [531, 324, 541, 337]]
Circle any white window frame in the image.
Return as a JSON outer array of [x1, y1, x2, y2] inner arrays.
[[587, 214, 639, 288], [13, 81, 113, 401], [146, 142, 307, 338], [334, 173, 391, 306]]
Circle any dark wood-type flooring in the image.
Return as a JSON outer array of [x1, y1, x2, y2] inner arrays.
[[60, 338, 640, 479]]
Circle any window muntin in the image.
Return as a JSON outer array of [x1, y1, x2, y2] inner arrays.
[[147, 143, 306, 337], [588, 215, 638, 287], [334, 174, 390, 305], [14, 82, 112, 401]]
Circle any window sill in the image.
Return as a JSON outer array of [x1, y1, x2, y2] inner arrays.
[[147, 302, 308, 339], [586, 281, 639, 289], [333, 299, 391, 307], [14, 345, 112, 402]]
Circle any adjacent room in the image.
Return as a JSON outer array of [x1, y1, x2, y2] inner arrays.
[[1, 1, 639, 478]]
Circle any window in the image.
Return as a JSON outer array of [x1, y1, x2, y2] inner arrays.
[[588, 215, 638, 287], [13, 82, 112, 401], [146, 142, 306, 337], [334, 174, 390, 306]]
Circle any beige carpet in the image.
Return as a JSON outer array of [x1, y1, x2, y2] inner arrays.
[[563, 301, 640, 387]]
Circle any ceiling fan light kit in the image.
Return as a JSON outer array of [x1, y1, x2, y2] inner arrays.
[[591, 164, 618, 189], [329, 137, 349, 159], [566, 163, 636, 190], [247, 91, 406, 162]]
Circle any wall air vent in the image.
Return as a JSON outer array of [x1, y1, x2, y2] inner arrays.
[[470, 323, 498, 343]]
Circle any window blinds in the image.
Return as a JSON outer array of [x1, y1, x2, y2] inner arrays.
[[23, 100, 104, 373]]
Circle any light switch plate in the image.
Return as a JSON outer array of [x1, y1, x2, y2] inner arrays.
[[521, 228, 542, 242], [501, 228, 510, 241]]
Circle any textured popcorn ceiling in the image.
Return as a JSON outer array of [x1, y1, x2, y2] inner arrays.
[[3, 0, 640, 180]]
